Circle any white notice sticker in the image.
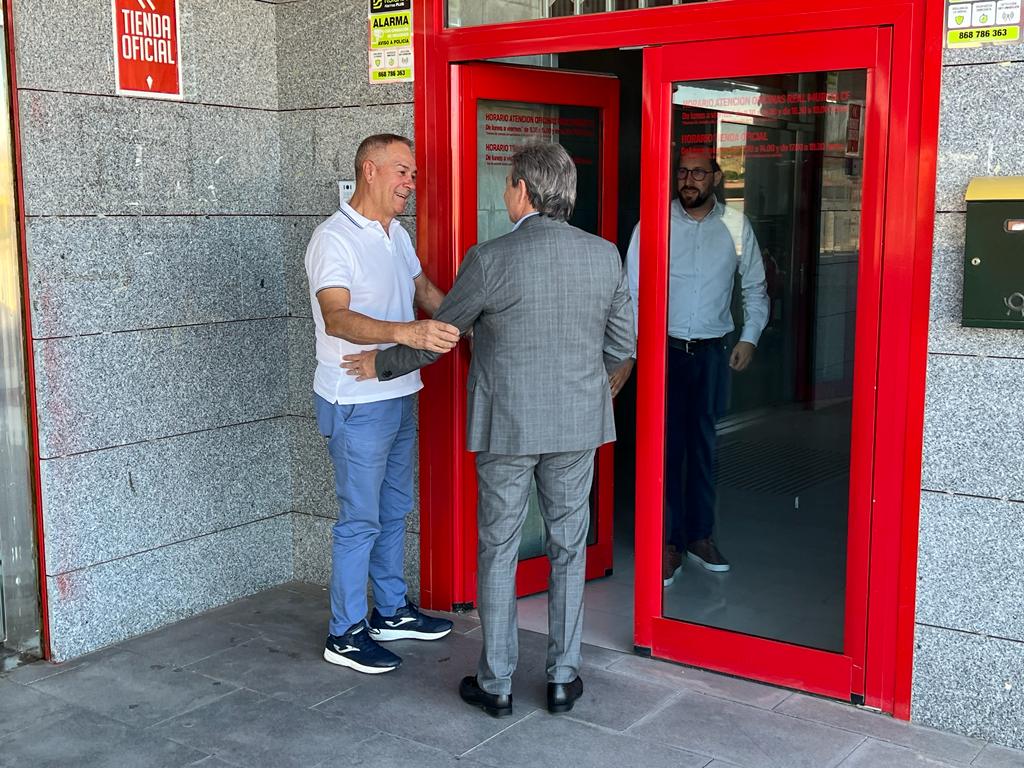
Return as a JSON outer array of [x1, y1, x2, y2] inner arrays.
[[948, 2, 973, 26], [972, 1, 997, 26], [997, 0, 1021, 24]]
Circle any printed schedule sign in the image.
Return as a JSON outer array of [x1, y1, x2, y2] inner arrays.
[[946, 0, 1022, 46], [112, 0, 182, 99], [368, 0, 413, 83]]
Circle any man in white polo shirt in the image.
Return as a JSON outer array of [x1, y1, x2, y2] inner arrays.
[[305, 134, 457, 674]]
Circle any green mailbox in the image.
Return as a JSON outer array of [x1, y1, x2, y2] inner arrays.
[[962, 177, 1024, 329]]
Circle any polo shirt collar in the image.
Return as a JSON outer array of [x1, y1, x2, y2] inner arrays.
[[339, 201, 372, 229], [339, 201, 401, 234]]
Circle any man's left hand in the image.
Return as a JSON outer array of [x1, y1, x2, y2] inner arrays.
[[609, 358, 635, 398], [342, 350, 379, 381], [729, 341, 756, 372]]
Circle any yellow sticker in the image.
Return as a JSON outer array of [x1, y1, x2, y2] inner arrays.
[[370, 11, 412, 48], [371, 68, 412, 82], [947, 25, 1021, 45]]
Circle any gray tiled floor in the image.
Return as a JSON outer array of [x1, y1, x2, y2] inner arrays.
[[3, 582, 1024, 768]]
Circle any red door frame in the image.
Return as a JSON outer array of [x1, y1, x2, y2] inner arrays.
[[453, 62, 620, 597], [3, 0, 51, 659], [638, 26, 891, 705], [413, 0, 942, 717]]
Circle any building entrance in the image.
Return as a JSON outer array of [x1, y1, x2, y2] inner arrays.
[[631, 29, 897, 702], [481, 41, 871, 661], [452, 62, 621, 598], [415, 0, 937, 717], [458, 32, 882, 688]]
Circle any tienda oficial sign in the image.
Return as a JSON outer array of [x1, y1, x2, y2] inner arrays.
[[112, 0, 182, 99]]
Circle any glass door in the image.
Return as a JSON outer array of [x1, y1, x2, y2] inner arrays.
[[454, 62, 620, 597], [634, 27, 890, 701]]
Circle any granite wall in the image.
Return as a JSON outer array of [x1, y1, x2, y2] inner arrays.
[[10, 0, 427, 662], [14, 0, 421, 661], [275, 0, 419, 598], [15, 0, 292, 660], [912, 38, 1024, 750]]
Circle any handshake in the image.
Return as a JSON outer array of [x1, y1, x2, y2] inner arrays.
[[342, 318, 460, 381]]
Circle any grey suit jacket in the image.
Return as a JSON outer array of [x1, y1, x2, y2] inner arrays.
[[376, 214, 636, 455]]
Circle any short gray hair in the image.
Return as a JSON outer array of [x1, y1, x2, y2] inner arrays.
[[510, 143, 577, 221], [354, 133, 412, 180]]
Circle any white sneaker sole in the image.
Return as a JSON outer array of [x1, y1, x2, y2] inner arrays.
[[371, 627, 453, 642], [687, 551, 730, 572], [662, 566, 682, 587], [323, 647, 399, 674]]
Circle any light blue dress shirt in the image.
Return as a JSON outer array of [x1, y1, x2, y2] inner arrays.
[[626, 198, 769, 346], [512, 210, 541, 231]]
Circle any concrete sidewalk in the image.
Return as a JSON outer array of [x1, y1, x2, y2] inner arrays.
[[1, 582, 1021, 768]]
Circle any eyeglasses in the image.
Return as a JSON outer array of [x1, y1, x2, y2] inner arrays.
[[676, 167, 711, 181]]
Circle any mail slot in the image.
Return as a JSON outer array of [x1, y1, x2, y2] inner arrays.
[[962, 177, 1024, 329]]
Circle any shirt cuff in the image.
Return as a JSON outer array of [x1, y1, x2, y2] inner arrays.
[[739, 328, 761, 346]]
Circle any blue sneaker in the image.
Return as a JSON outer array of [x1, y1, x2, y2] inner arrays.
[[368, 601, 454, 641], [324, 621, 401, 674]]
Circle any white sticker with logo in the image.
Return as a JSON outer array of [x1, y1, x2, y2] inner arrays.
[[972, 1, 997, 26], [948, 2, 973, 27], [997, 0, 1021, 24]]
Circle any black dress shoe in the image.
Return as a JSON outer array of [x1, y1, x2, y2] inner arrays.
[[459, 675, 513, 718], [547, 676, 583, 713]]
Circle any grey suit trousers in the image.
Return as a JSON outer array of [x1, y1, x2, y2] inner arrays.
[[474, 448, 596, 695]]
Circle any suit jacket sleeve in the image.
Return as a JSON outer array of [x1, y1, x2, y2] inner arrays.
[[376, 245, 489, 382], [603, 267, 637, 374]]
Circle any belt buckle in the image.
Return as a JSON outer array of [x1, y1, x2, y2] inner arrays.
[[684, 339, 696, 354]]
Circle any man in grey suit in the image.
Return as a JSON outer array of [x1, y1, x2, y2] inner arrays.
[[342, 143, 635, 717]]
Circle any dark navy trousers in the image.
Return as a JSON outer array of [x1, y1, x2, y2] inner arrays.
[[664, 340, 728, 550]]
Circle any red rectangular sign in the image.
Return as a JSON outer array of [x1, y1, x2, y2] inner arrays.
[[112, 0, 182, 99]]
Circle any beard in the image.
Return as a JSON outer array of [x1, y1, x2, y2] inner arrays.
[[678, 185, 712, 210]]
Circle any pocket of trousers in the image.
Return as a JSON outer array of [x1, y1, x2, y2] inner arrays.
[[314, 397, 356, 438]]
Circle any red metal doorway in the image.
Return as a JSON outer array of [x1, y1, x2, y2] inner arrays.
[[453, 62, 621, 598], [412, 0, 941, 718], [635, 26, 891, 705]]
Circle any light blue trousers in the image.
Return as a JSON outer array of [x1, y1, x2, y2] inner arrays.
[[314, 394, 414, 636]]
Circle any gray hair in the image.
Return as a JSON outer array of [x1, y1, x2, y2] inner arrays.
[[509, 143, 577, 221], [354, 133, 412, 180]]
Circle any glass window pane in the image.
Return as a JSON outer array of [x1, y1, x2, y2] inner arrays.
[[658, 70, 867, 653], [0, 18, 42, 668], [476, 99, 601, 238], [447, 0, 703, 28]]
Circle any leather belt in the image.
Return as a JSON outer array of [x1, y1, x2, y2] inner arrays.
[[667, 336, 722, 354]]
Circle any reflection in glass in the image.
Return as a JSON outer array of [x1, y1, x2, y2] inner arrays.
[[448, 0, 701, 28], [475, 99, 602, 563], [651, 71, 867, 652], [0, 19, 42, 669], [477, 99, 600, 241]]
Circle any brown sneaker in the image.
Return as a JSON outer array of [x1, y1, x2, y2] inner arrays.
[[687, 538, 730, 572], [662, 545, 683, 587]]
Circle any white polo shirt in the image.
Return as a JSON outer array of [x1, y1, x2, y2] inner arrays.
[[305, 202, 423, 405]]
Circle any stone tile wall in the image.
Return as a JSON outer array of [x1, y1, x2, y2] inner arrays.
[[275, 0, 420, 600], [14, 0, 292, 660], [14, 0, 421, 661], [912, 39, 1024, 750]]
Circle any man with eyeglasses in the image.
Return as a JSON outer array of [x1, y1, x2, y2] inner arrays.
[[621, 149, 769, 585]]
